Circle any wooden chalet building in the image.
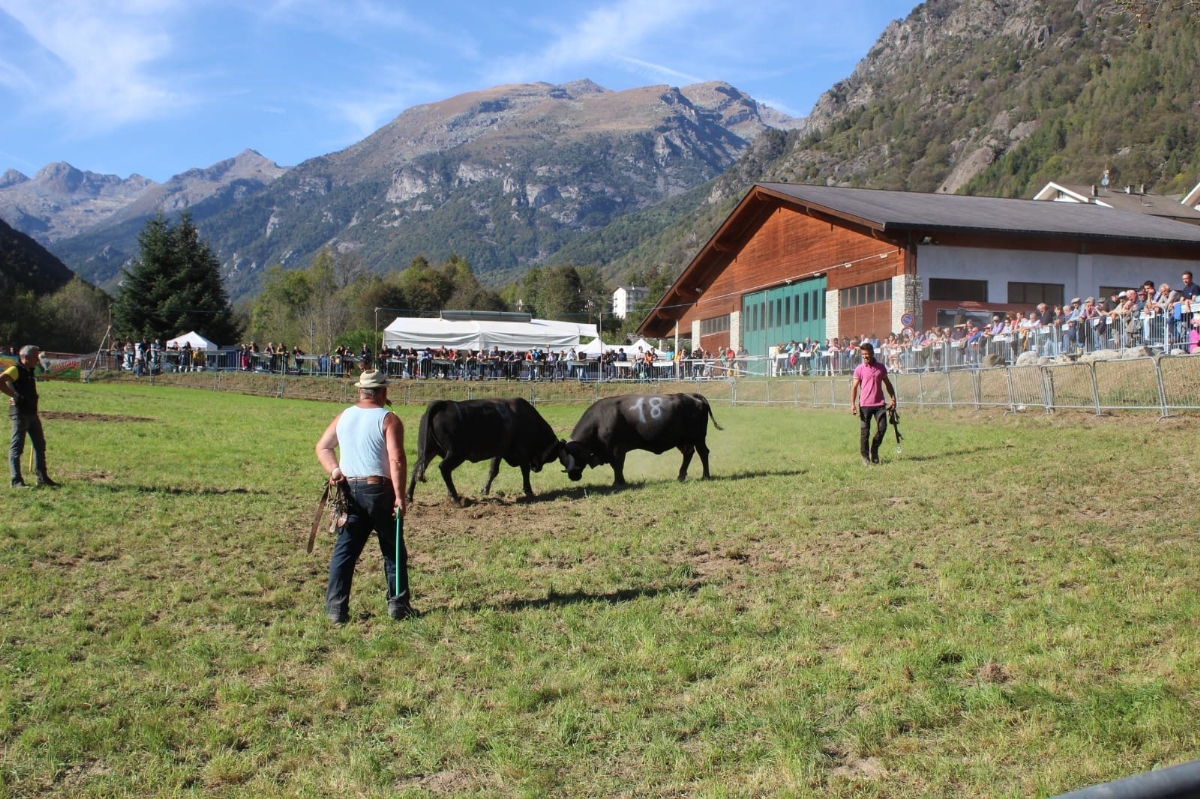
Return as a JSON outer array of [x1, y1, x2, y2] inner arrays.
[[638, 183, 1200, 357]]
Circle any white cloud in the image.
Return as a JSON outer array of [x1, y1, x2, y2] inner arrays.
[[322, 72, 454, 141], [0, 0, 191, 133], [488, 0, 715, 86], [614, 55, 704, 87]]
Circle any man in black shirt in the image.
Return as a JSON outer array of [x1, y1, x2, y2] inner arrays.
[[0, 345, 57, 488]]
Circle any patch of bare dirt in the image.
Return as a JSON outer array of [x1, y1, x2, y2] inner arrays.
[[41, 412, 153, 423], [396, 769, 480, 794], [978, 662, 1010, 683], [831, 756, 888, 780]]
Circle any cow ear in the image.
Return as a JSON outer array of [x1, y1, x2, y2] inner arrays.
[[588, 451, 603, 467]]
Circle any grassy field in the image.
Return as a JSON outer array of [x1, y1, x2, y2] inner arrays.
[[1, 381, 1198, 797]]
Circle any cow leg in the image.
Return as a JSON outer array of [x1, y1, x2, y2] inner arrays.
[[678, 444, 695, 481], [611, 451, 627, 486], [519, 464, 534, 498], [696, 439, 712, 479], [438, 453, 466, 504], [482, 456, 501, 495]]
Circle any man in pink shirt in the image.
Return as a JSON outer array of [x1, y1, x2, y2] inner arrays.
[[850, 342, 897, 466]]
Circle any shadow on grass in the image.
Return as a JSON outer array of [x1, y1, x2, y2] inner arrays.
[[706, 468, 809, 482], [530, 482, 637, 501], [890, 444, 1002, 462], [465, 581, 702, 614], [95, 484, 270, 496]]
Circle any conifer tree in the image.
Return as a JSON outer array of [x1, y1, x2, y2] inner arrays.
[[113, 213, 241, 344]]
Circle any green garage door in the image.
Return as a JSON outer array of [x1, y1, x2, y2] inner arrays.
[[741, 276, 827, 361]]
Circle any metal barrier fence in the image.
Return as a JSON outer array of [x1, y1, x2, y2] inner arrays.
[[125, 353, 1200, 415]]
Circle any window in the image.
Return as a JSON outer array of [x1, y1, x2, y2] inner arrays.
[[839, 280, 894, 309], [700, 315, 730, 337], [928, 278, 987, 302], [803, 293, 809, 322], [1100, 285, 1135, 301], [1008, 282, 1064, 305]]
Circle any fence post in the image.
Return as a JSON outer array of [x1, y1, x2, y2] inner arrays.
[[1045, 366, 1057, 414], [1004, 367, 1017, 412], [973, 370, 982, 411], [278, 378, 286, 398], [917, 372, 925, 411], [1088, 362, 1101, 417], [765, 380, 771, 406], [1154, 356, 1170, 419], [945, 372, 953, 410], [731, 381, 737, 406], [467, 386, 473, 401]]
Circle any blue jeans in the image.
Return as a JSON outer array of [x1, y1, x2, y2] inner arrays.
[[326, 480, 409, 615], [9, 411, 48, 484]]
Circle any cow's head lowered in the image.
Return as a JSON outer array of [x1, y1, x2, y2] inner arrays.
[[559, 440, 602, 481], [530, 438, 565, 473]]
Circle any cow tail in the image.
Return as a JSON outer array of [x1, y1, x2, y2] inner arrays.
[[417, 401, 445, 473], [702, 396, 724, 431]]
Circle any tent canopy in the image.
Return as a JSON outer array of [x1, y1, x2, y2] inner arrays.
[[166, 331, 218, 350], [383, 317, 598, 352], [578, 336, 606, 355]]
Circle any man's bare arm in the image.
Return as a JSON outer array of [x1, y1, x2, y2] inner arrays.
[[315, 414, 342, 482], [384, 413, 407, 515]]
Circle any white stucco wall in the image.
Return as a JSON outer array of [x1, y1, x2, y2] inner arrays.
[[825, 290, 840, 341], [915, 245, 1198, 302], [729, 311, 741, 349]]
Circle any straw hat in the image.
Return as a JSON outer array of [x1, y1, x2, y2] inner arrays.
[[353, 369, 389, 388]]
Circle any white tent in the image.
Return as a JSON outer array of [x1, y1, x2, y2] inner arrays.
[[578, 336, 606, 356], [166, 331, 218, 350], [383, 317, 598, 352], [626, 337, 655, 353]]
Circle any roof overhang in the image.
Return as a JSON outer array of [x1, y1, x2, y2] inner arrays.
[[637, 185, 902, 337]]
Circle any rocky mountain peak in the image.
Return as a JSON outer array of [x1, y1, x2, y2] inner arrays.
[[0, 169, 29, 189]]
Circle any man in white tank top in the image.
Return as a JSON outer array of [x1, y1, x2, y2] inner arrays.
[[315, 369, 413, 624]]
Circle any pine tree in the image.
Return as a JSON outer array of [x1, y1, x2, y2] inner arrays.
[[113, 213, 241, 344]]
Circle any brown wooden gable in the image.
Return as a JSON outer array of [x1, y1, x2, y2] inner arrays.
[[641, 189, 905, 337]]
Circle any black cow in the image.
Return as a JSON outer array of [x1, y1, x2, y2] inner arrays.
[[559, 393, 722, 486], [407, 398, 564, 504]]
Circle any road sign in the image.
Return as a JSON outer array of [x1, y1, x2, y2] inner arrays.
[[900, 312, 915, 327]]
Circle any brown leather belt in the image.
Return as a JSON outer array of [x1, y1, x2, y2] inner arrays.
[[345, 475, 390, 484]]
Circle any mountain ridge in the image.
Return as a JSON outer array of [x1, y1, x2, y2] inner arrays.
[[37, 79, 798, 298]]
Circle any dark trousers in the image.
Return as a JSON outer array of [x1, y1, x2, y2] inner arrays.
[[858, 405, 888, 460], [9, 411, 48, 484], [326, 480, 409, 615]]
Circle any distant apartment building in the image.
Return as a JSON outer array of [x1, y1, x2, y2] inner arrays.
[[612, 285, 649, 319], [1033, 181, 1200, 226]]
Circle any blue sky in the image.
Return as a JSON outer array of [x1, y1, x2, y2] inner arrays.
[[0, 0, 918, 183]]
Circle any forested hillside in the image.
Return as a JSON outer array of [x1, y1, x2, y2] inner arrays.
[[587, 0, 1200, 287]]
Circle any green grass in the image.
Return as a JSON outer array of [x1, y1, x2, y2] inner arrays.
[[2, 382, 1198, 797]]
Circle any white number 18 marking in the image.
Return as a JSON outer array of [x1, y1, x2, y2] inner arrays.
[[631, 396, 664, 423]]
